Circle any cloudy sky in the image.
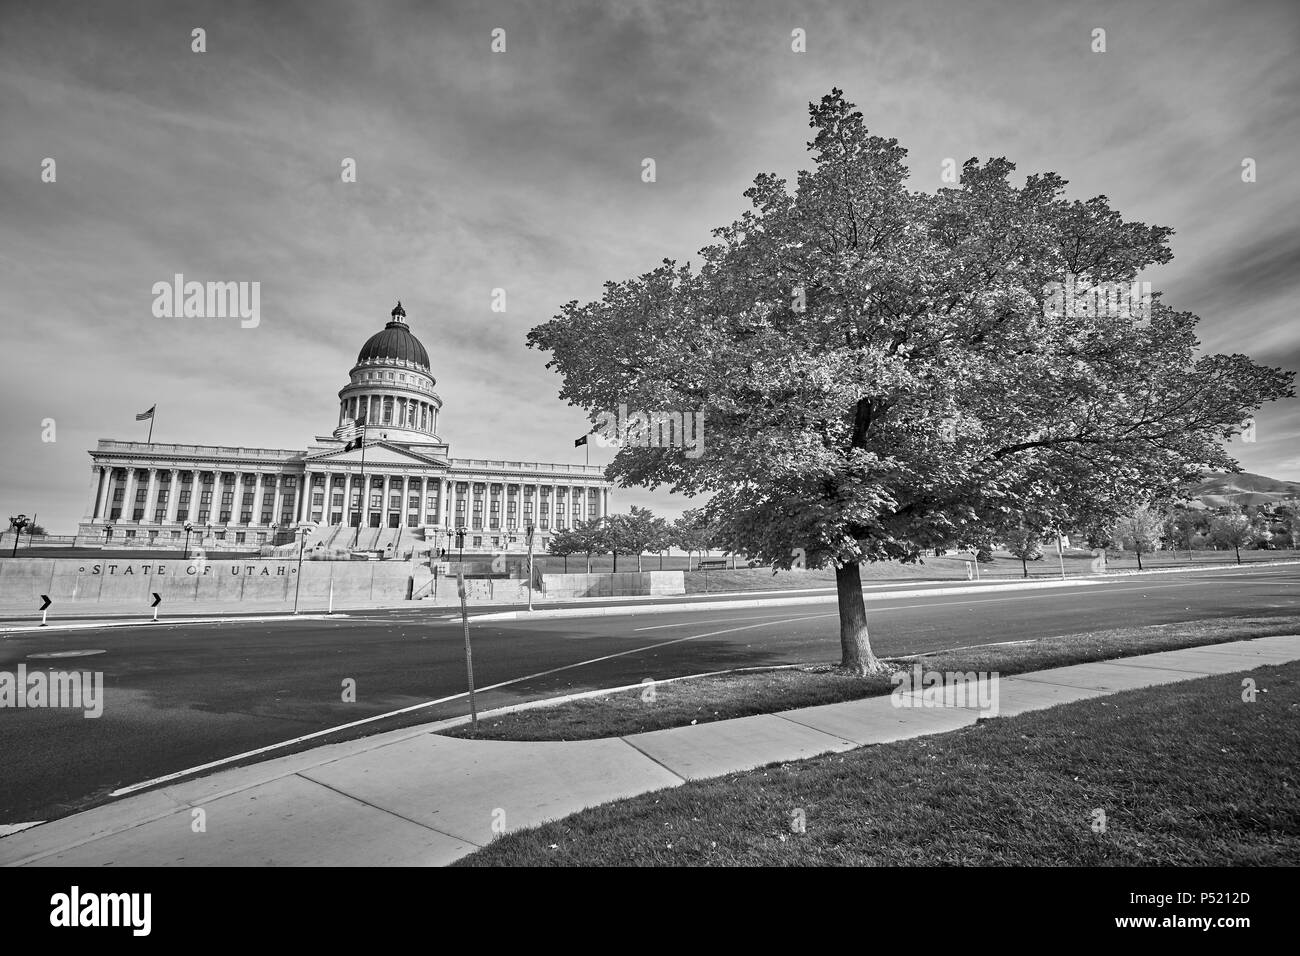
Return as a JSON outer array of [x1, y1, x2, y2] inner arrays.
[[2, 0, 1297, 532]]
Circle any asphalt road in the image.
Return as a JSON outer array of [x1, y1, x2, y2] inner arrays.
[[1, 565, 1297, 825]]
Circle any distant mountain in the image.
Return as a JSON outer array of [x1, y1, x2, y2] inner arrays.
[[1187, 472, 1300, 509]]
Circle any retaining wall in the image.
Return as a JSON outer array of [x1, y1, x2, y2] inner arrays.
[[0, 557, 415, 607]]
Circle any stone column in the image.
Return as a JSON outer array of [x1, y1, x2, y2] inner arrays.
[[93, 466, 111, 519], [272, 475, 283, 527], [164, 468, 181, 523], [123, 467, 140, 522], [381, 474, 392, 527], [232, 472, 245, 525], [139, 468, 159, 523], [84, 466, 101, 519]]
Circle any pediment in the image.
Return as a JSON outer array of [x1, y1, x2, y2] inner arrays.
[[305, 441, 448, 468]]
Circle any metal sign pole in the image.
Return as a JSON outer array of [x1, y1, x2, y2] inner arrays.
[[457, 567, 478, 731]]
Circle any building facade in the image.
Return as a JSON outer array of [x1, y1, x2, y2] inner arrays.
[[75, 303, 610, 555]]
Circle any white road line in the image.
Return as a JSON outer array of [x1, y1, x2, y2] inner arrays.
[[107, 610, 837, 798]]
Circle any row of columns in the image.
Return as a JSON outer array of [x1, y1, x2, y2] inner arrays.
[[339, 394, 438, 434], [88, 466, 299, 528], [298, 469, 611, 534], [88, 465, 612, 536]]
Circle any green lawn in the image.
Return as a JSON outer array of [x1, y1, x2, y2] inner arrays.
[[455, 659, 1300, 866], [442, 614, 1300, 741]]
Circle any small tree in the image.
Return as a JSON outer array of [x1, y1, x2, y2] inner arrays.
[[1116, 503, 1165, 570], [606, 506, 662, 572], [547, 528, 584, 573], [672, 509, 712, 570], [1003, 526, 1042, 578], [1209, 513, 1255, 564], [573, 517, 609, 573]]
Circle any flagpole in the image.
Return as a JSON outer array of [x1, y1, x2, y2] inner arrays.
[[354, 419, 366, 547], [147, 409, 154, 444]]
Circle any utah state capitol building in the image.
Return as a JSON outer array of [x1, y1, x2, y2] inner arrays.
[[74, 302, 611, 556]]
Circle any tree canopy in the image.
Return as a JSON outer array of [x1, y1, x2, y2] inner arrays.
[[528, 89, 1295, 673]]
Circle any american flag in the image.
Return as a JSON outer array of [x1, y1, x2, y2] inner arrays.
[[135, 405, 155, 421], [339, 411, 366, 446]]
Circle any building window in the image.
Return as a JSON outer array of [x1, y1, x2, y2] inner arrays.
[[198, 510, 209, 522], [242, 492, 254, 506], [240, 511, 251, 523], [426, 496, 436, 512], [313, 474, 325, 486], [235, 532, 246, 544], [215, 531, 226, 540], [312, 493, 324, 506], [370, 493, 382, 509], [135, 488, 147, 503], [408, 495, 419, 510], [220, 510, 231, 522], [389, 494, 400, 510], [284, 477, 296, 488], [261, 511, 272, 524], [280, 512, 292, 524], [473, 536, 482, 548], [332, 493, 344, 507], [125, 530, 136, 539], [222, 492, 234, 506], [257, 533, 267, 543], [407, 515, 418, 527], [179, 490, 191, 507], [112, 488, 124, 502], [110, 508, 122, 519], [133, 508, 144, 520]]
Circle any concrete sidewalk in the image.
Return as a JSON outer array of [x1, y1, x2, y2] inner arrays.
[[2, 634, 1296, 866]]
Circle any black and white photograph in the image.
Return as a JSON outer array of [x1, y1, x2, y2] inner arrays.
[[0, 0, 1296, 929]]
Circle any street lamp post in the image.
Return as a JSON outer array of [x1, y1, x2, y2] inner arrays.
[[293, 525, 313, 614], [8, 515, 28, 557], [183, 521, 193, 560], [526, 523, 535, 612]]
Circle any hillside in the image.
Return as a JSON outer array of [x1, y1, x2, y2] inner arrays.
[[1188, 472, 1300, 509]]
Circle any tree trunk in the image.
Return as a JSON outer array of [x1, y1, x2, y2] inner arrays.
[[637, 553, 642, 572], [613, 551, 618, 572], [1234, 544, 1241, 565], [1021, 556, 1027, 578], [835, 562, 886, 675], [1136, 549, 1143, 570], [563, 554, 568, 573]]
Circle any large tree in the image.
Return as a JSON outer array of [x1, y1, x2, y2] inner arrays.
[[528, 89, 1294, 675]]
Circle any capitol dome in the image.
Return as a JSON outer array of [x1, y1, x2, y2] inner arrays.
[[355, 301, 430, 369]]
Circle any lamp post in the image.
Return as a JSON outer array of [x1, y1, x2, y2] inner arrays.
[[8, 515, 28, 557], [293, 525, 313, 614], [183, 521, 193, 560], [526, 523, 535, 612]]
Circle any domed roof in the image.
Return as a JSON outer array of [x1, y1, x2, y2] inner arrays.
[[356, 301, 430, 369]]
